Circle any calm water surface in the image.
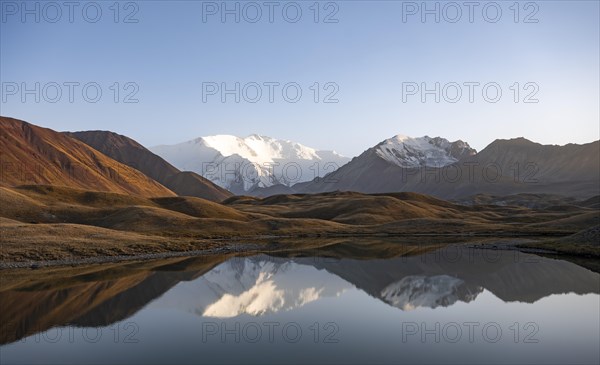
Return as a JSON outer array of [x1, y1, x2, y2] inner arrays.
[[1, 247, 599, 364]]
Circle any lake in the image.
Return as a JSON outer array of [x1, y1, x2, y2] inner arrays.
[[1, 245, 599, 364]]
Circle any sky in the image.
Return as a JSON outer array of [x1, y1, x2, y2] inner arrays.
[[1, 0, 599, 156]]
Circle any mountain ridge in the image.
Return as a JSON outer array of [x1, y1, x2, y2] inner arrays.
[[373, 134, 476, 168], [150, 134, 351, 194], [66, 130, 232, 202], [293, 135, 600, 199], [0, 117, 175, 198]]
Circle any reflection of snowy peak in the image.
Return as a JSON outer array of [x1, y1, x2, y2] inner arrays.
[[375, 135, 476, 168], [147, 248, 600, 319], [380, 275, 483, 310], [150, 135, 349, 193], [152, 257, 351, 317]]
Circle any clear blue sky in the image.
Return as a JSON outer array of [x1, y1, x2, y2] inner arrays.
[[1, 0, 599, 156]]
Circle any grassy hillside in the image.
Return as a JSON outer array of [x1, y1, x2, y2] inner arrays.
[[1, 117, 175, 197], [1, 185, 598, 263]]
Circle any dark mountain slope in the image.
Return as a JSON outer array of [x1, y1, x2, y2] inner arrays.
[[67, 130, 232, 202]]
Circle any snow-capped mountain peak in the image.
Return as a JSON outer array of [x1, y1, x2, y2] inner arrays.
[[389, 134, 412, 143], [375, 135, 476, 168], [151, 135, 350, 193]]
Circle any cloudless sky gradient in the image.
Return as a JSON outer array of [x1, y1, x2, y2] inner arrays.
[[1, 0, 599, 156]]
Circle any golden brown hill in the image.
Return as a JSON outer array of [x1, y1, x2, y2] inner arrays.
[[223, 191, 473, 224], [151, 196, 249, 220], [162, 171, 231, 202], [1, 185, 598, 263], [0, 117, 174, 198], [0, 185, 248, 225], [67, 130, 232, 202]]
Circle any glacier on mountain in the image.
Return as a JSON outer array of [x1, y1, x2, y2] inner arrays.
[[151, 134, 350, 192], [375, 135, 476, 168]]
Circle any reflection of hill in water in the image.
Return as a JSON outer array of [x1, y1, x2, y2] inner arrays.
[[0, 256, 226, 345], [303, 248, 600, 305], [380, 275, 482, 310], [1, 247, 598, 344]]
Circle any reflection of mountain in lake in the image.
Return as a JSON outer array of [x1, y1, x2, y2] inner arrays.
[[151, 259, 351, 317], [1, 247, 598, 344], [305, 248, 599, 305], [380, 275, 482, 310]]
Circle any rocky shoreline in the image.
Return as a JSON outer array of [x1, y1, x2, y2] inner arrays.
[[0, 243, 264, 270]]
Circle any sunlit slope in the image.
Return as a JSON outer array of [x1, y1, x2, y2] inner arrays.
[[0, 117, 175, 198]]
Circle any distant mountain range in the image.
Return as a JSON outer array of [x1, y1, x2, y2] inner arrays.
[[1, 116, 599, 200], [294, 137, 600, 199], [150, 135, 350, 194]]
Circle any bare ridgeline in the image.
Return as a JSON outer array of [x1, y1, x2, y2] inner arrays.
[[0, 116, 599, 264]]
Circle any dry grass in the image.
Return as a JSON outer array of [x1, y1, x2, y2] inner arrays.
[[1, 185, 598, 262], [518, 225, 600, 258], [0, 220, 213, 262]]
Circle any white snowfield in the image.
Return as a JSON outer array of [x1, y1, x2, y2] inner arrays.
[[151, 133, 476, 192], [375, 135, 476, 168], [151, 134, 350, 192]]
